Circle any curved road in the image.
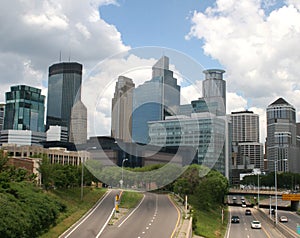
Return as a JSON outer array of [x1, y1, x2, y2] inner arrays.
[[60, 190, 119, 238], [101, 193, 180, 238]]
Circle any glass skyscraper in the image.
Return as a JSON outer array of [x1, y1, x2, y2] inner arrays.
[[132, 56, 180, 144], [4, 85, 45, 132], [46, 62, 82, 141]]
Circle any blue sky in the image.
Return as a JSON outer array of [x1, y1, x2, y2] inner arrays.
[[1, 0, 300, 140], [99, 0, 221, 69]]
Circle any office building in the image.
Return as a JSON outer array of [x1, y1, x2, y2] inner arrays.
[[111, 76, 135, 142], [0, 130, 46, 146], [0, 103, 5, 131], [202, 69, 226, 116], [132, 56, 180, 143], [148, 113, 227, 176], [3, 85, 45, 132], [231, 111, 263, 167], [46, 62, 83, 141], [266, 98, 299, 173], [69, 100, 87, 145]]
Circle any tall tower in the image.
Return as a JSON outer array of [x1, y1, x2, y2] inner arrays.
[[231, 111, 263, 171], [0, 103, 5, 131], [46, 62, 82, 141], [4, 85, 45, 132], [132, 56, 180, 144], [69, 100, 87, 145], [111, 76, 135, 142], [266, 98, 298, 173], [202, 69, 226, 116]]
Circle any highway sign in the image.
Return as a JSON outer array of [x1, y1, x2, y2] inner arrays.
[[282, 194, 300, 201]]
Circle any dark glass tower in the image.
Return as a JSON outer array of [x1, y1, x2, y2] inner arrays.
[[46, 62, 82, 140], [4, 85, 45, 132]]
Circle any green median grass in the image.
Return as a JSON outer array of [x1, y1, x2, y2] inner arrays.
[[40, 187, 106, 238], [119, 191, 144, 209]]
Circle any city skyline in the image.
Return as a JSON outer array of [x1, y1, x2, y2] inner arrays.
[[1, 1, 300, 142]]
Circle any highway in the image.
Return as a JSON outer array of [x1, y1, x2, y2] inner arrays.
[[226, 206, 285, 238], [60, 190, 119, 238], [100, 193, 180, 238]]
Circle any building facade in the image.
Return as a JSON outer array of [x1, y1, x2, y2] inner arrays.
[[46, 62, 83, 141], [69, 100, 87, 145], [3, 85, 45, 132], [111, 76, 135, 142], [202, 69, 226, 116], [0, 103, 5, 131], [132, 56, 180, 143], [266, 98, 299, 173], [148, 113, 227, 176]]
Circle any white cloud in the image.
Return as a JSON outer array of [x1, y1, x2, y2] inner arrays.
[[187, 0, 300, 142]]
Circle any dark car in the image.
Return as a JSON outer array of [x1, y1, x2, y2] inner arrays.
[[231, 215, 240, 223], [245, 209, 251, 215]]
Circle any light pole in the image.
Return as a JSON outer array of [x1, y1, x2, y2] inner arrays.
[[274, 158, 278, 225], [120, 158, 128, 189], [81, 147, 96, 201], [257, 171, 260, 208]]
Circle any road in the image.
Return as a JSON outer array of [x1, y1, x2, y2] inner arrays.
[[100, 193, 180, 238], [261, 208, 300, 236], [226, 206, 285, 238], [60, 189, 119, 238]]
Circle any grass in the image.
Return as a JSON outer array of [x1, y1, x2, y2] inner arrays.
[[119, 191, 144, 209], [193, 206, 228, 238], [40, 187, 106, 238]]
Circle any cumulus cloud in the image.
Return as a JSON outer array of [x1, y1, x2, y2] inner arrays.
[[0, 0, 128, 101], [186, 0, 300, 142]]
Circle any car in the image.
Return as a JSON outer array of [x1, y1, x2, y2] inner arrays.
[[279, 216, 288, 222], [251, 220, 261, 229], [245, 209, 251, 215], [231, 215, 240, 223], [242, 201, 246, 208]]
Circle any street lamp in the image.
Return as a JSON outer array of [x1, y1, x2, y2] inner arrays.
[[120, 158, 128, 189], [81, 147, 96, 201], [257, 171, 261, 208]]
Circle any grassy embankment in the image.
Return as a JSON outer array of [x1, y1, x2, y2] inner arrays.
[[192, 206, 228, 238], [40, 187, 106, 238]]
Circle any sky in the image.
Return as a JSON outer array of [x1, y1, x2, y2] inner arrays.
[[1, 0, 300, 143]]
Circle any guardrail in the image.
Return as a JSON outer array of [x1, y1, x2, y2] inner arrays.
[[257, 208, 297, 238]]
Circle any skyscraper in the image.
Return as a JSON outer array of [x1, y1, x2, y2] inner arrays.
[[4, 85, 45, 132], [132, 56, 180, 143], [0, 103, 5, 131], [202, 69, 226, 116], [69, 100, 87, 145], [266, 98, 298, 173], [111, 76, 135, 142], [230, 111, 263, 176], [46, 62, 83, 141]]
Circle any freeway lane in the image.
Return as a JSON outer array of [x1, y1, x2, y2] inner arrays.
[[227, 206, 284, 238], [60, 189, 119, 238], [100, 193, 180, 238]]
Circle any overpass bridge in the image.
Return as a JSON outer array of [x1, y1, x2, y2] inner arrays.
[[228, 189, 300, 211]]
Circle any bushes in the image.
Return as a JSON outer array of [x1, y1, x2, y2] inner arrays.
[[0, 182, 66, 238]]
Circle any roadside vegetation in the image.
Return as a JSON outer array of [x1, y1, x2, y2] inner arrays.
[[119, 190, 143, 209], [0, 150, 104, 238], [171, 164, 229, 238]]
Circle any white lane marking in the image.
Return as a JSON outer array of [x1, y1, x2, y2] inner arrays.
[[63, 190, 112, 238], [95, 208, 115, 238], [118, 194, 146, 228], [226, 207, 232, 238]]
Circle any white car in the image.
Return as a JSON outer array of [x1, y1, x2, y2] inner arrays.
[[251, 220, 261, 229], [279, 216, 288, 222]]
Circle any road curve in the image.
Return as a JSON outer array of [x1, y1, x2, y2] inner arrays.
[[60, 189, 119, 238], [100, 192, 180, 238]]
